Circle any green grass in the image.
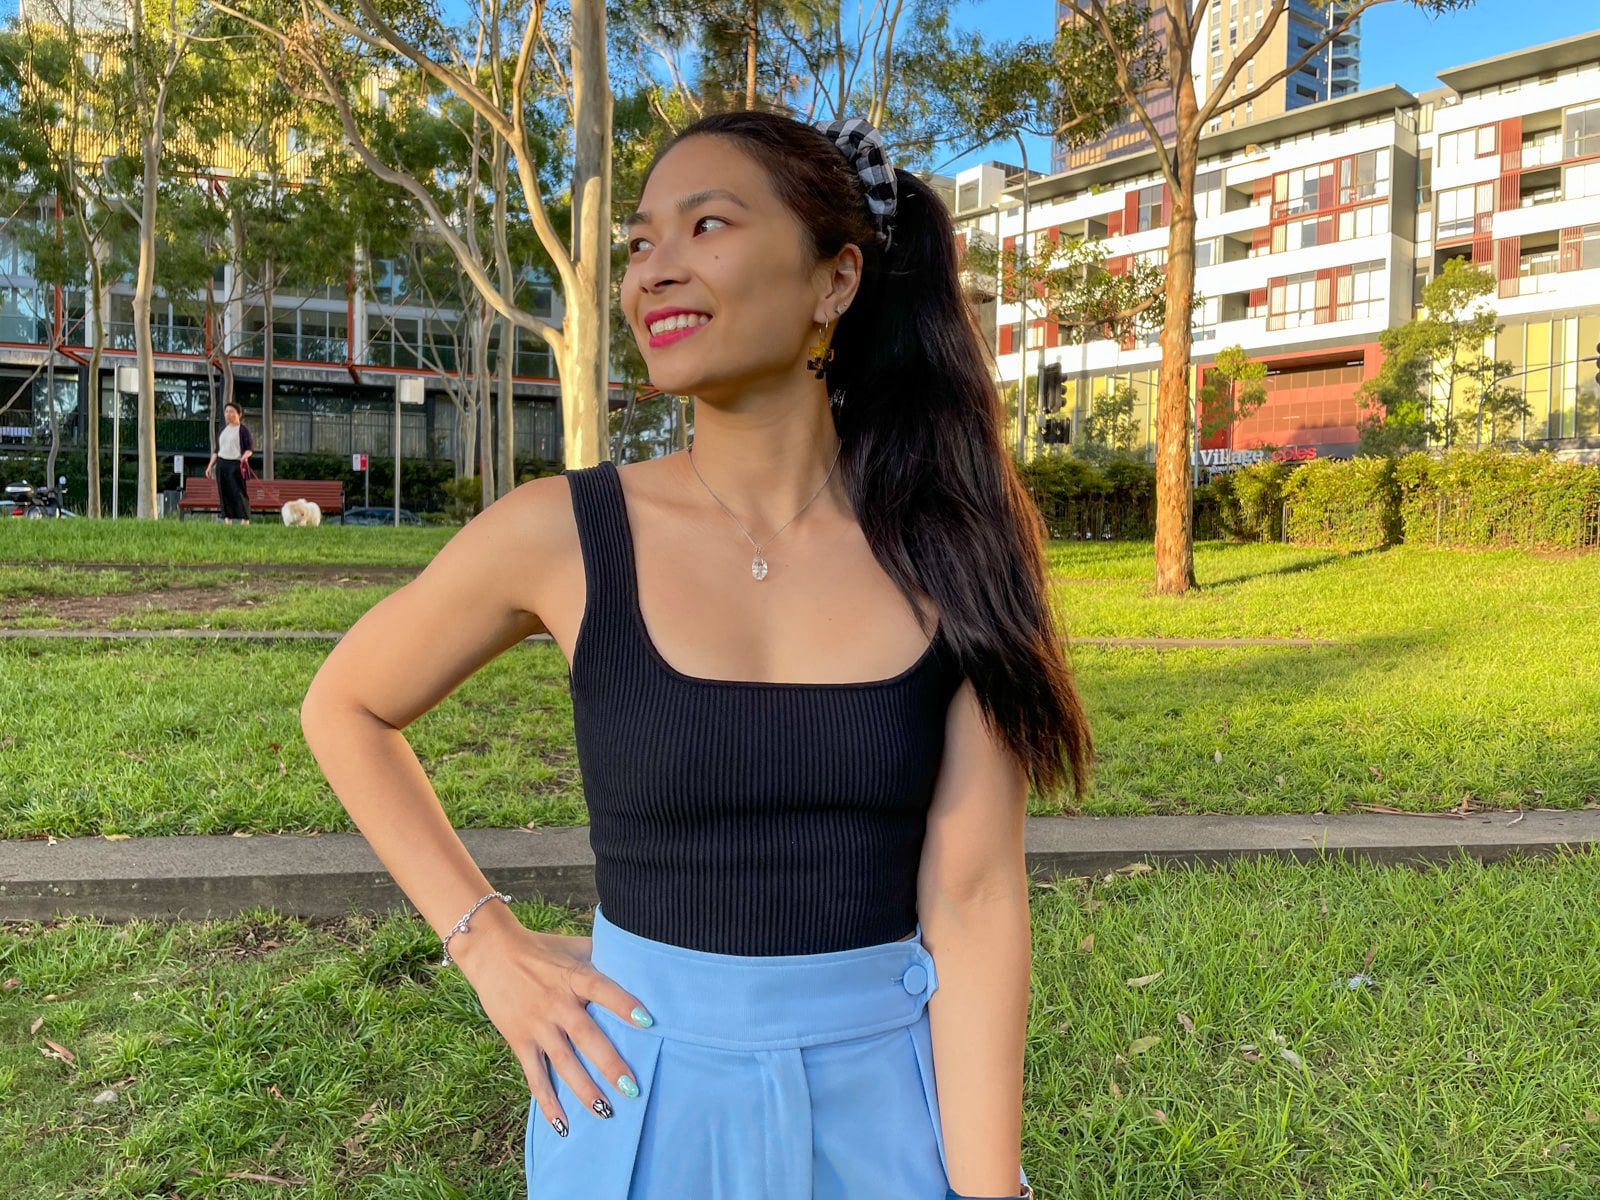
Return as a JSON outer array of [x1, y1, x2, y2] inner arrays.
[[0, 640, 584, 838], [3, 538, 1598, 834], [0, 518, 451, 567], [5, 853, 1599, 1198]]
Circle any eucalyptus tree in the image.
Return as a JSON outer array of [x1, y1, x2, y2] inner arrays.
[[219, 0, 614, 469], [1037, 0, 1478, 594]]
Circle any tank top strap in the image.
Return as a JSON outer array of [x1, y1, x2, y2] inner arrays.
[[565, 459, 639, 650]]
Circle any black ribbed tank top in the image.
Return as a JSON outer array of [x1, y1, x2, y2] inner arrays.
[[564, 460, 964, 956]]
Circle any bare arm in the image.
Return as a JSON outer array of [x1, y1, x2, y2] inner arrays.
[[918, 680, 1032, 1198], [298, 475, 648, 1133], [299, 476, 552, 947]]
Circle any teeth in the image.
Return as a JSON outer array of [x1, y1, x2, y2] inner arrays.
[[648, 313, 710, 336]]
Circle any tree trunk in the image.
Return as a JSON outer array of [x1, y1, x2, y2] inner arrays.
[[499, 318, 514, 488], [261, 266, 275, 478], [133, 127, 161, 520], [745, 0, 759, 109], [565, 0, 613, 467], [477, 303, 496, 508], [78, 208, 106, 519], [1153, 109, 1201, 596]]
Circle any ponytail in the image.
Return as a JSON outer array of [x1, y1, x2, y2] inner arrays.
[[646, 112, 1093, 800]]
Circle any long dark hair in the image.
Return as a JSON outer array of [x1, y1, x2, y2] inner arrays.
[[645, 111, 1093, 801]]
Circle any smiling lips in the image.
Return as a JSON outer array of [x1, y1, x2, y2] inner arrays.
[[645, 310, 711, 348]]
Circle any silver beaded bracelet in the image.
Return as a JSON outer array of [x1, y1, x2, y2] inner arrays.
[[439, 890, 513, 967]]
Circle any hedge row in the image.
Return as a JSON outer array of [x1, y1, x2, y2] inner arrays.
[[1219, 448, 1600, 551], [1019, 449, 1600, 551]]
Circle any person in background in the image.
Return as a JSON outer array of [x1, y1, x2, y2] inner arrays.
[[207, 400, 254, 525]]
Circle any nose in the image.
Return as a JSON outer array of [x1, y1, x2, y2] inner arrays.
[[629, 239, 689, 299]]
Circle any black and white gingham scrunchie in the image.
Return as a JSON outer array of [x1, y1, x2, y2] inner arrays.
[[812, 117, 899, 252]]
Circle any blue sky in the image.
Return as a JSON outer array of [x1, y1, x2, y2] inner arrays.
[[938, 0, 1599, 176]]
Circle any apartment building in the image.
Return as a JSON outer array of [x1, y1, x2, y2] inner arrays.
[[1054, 0, 1361, 172], [1419, 32, 1600, 446], [977, 28, 1600, 468]]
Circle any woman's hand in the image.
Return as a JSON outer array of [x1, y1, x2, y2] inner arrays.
[[450, 908, 653, 1134]]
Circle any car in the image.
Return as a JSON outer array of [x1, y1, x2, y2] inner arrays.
[[343, 505, 426, 526]]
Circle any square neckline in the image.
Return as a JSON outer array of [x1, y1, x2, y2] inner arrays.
[[596, 459, 941, 691]]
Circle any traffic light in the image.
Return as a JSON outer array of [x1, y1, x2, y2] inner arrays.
[[1039, 362, 1064, 414], [1041, 417, 1072, 444], [1593, 341, 1600, 390]]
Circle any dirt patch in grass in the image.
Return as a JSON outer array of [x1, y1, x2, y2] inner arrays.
[[0, 568, 408, 627]]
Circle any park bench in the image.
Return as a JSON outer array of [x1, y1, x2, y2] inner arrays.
[[179, 476, 347, 523]]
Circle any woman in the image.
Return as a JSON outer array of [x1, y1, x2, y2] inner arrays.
[[299, 111, 1091, 1199], [206, 400, 254, 525]]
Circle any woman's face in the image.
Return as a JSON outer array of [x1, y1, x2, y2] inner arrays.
[[621, 136, 852, 402], [225, 407, 240, 425]]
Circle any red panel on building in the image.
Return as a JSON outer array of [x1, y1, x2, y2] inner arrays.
[[1496, 236, 1521, 299], [1203, 344, 1382, 459], [1560, 226, 1584, 272]]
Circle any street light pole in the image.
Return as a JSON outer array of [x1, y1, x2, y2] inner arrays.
[[113, 364, 138, 520], [394, 376, 424, 526]]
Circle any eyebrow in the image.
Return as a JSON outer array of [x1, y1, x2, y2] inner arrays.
[[622, 189, 750, 231]]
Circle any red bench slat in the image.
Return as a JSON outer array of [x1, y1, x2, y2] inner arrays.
[[179, 476, 347, 520]]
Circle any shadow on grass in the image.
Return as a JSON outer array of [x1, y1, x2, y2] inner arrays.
[[1049, 624, 1600, 816]]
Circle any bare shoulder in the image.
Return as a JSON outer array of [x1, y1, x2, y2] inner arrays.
[[464, 472, 582, 626]]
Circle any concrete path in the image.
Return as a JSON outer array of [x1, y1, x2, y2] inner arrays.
[[3, 810, 1594, 922]]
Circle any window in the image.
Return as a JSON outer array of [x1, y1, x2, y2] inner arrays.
[[1026, 321, 1045, 350], [1434, 127, 1496, 170], [1280, 161, 1335, 216], [1136, 184, 1163, 232], [1338, 203, 1389, 241], [1435, 183, 1492, 240], [1583, 224, 1600, 271], [1564, 102, 1600, 162], [1566, 161, 1600, 201], [1194, 171, 1223, 220], [1194, 237, 1220, 269], [1340, 149, 1390, 203], [1336, 260, 1386, 321], [1268, 271, 1326, 330]]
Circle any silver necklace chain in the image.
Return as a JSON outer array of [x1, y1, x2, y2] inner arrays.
[[686, 440, 842, 582]]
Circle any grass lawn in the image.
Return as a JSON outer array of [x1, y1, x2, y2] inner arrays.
[[2, 531, 1597, 834], [5, 852, 1598, 1199], [0, 517, 452, 567]]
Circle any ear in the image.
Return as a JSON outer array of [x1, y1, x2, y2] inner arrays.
[[814, 242, 864, 324]]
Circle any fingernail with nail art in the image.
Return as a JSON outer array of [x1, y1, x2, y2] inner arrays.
[[551, 1116, 568, 1137], [592, 1097, 613, 1119], [631, 1007, 654, 1027], [617, 1074, 639, 1099]]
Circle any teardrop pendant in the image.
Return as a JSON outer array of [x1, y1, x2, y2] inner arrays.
[[751, 554, 768, 582]]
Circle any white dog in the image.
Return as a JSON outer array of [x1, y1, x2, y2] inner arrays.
[[280, 498, 322, 527]]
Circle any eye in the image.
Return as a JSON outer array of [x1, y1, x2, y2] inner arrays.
[[628, 215, 728, 254]]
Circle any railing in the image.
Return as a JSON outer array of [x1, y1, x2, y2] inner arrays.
[[231, 332, 349, 363], [103, 321, 207, 355], [1517, 271, 1563, 296]]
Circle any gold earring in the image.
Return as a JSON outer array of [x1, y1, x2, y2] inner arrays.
[[806, 319, 836, 379]]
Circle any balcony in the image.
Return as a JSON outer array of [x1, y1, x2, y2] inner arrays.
[[105, 321, 205, 355], [1330, 63, 1358, 83], [233, 332, 348, 363]]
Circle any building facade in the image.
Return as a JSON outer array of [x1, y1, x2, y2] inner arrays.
[[985, 29, 1600, 469]]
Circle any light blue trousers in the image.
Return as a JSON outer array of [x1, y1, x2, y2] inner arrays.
[[525, 905, 1024, 1198]]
